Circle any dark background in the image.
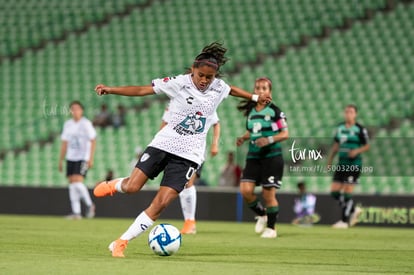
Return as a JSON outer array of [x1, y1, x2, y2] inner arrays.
[[1, 187, 413, 228]]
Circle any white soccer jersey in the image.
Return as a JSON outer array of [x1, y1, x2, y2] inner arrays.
[[61, 117, 97, 161], [150, 74, 230, 165], [162, 103, 220, 125]]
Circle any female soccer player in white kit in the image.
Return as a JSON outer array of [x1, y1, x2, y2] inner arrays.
[[161, 106, 221, 234], [93, 42, 270, 257], [59, 101, 96, 219]]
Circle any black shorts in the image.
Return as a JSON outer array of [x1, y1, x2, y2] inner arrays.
[[136, 146, 198, 193], [333, 170, 361, 184], [195, 163, 204, 178], [66, 160, 88, 177], [241, 155, 284, 189]]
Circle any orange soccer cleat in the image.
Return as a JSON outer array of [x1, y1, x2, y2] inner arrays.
[[93, 180, 117, 197], [181, 219, 196, 234], [108, 239, 128, 258]]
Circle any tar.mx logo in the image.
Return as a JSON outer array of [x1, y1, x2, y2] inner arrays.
[[289, 140, 323, 163]]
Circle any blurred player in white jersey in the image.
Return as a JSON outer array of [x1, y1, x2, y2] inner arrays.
[[160, 105, 220, 234], [93, 42, 269, 257], [58, 101, 97, 219]]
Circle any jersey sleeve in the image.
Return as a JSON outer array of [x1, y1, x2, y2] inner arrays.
[[271, 105, 288, 131], [217, 79, 231, 101], [151, 76, 181, 98], [211, 112, 220, 125], [86, 120, 97, 140], [162, 108, 171, 123], [61, 122, 69, 141], [358, 125, 369, 145]]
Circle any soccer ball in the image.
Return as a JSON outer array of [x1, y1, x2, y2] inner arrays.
[[148, 224, 181, 256]]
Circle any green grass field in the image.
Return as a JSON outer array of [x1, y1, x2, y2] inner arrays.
[[1, 215, 413, 275]]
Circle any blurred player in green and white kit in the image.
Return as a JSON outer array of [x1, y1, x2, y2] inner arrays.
[[327, 104, 370, 228], [237, 77, 288, 238]]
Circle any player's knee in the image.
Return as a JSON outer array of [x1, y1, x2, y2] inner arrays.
[[239, 183, 253, 196], [240, 189, 253, 200]]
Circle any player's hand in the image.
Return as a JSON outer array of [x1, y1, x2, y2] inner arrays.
[[254, 137, 270, 148], [58, 161, 63, 173], [210, 144, 219, 157], [88, 159, 94, 169], [95, 84, 110, 96], [258, 93, 272, 104], [236, 137, 246, 147], [348, 150, 358, 158]]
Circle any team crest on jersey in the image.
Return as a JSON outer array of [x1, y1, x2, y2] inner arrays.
[[140, 153, 150, 162], [174, 112, 206, 135]]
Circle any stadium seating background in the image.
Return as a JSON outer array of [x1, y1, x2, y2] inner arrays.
[[0, 0, 413, 194]]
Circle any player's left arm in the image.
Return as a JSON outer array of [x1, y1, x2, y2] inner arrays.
[[229, 86, 270, 103], [88, 139, 96, 168], [349, 144, 370, 158], [58, 141, 67, 172], [255, 128, 289, 148], [210, 122, 221, 157], [255, 111, 289, 148], [160, 120, 167, 130], [348, 126, 370, 158], [86, 122, 97, 169]]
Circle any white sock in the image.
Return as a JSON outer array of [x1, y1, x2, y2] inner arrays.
[[68, 184, 81, 215], [114, 178, 126, 193], [75, 182, 93, 207], [120, 211, 154, 241], [179, 185, 197, 221]]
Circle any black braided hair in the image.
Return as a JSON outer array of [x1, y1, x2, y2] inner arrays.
[[237, 100, 257, 117], [193, 42, 229, 76]]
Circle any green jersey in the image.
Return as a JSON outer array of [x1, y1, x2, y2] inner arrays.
[[246, 103, 287, 159], [333, 122, 369, 166]]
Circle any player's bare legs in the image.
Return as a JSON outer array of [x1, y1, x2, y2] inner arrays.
[[109, 186, 179, 257], [93, 167, 148, 197], [145, 186, 180, 220], [240, 181, 267, 234], [180, 173, 197, 234]]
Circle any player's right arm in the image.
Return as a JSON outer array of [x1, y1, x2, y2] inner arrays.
[[326, 142, 339, 167], [95, 84, 155, 97], [236, 131, 250, 147], [58, 141, 67, 172], [210, 122, 221, 157]]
